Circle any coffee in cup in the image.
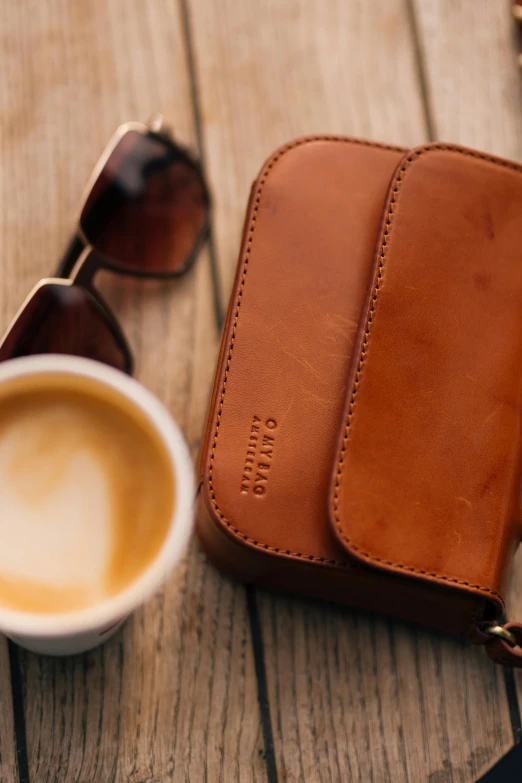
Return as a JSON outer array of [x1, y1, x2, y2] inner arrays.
[[0, 372, 174, 614], [0, 355, 193, 655]]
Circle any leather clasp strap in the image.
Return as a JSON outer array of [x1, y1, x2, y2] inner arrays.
[[484, 622, 522, 667]]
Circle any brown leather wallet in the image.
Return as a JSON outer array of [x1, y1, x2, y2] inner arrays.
[[197, 136, 522, 667]]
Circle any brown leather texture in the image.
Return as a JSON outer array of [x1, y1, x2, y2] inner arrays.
[[331, 144, 522, 621], [197, 136, 522, 641]]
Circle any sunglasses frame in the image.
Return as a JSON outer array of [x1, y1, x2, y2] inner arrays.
[[57, 120, 211, 282], [0, 274, 134, 374], [0, 119, 210, 374]]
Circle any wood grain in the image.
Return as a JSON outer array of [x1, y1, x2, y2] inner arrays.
[[0, 644, 17, 783], [412, 0, 522, 157], [262, 599, 510, 783], [189, 0, 515, 780], [188, 0, 428, 297], [0, 1, 266, 781], [1, 0, 520, 780]]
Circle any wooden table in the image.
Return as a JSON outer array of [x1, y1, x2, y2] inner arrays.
[[1, 2, 522, 781]]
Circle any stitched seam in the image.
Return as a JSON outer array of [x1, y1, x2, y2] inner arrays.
[[209, 136, 398, 569], [208, 136, 404, 569], [208, 137, 514, 601], [331, 143, 522, 607]]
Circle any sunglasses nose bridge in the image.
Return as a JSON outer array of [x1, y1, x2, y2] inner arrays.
[[54, 232, 87, 279], [69, 246, 101, 289]]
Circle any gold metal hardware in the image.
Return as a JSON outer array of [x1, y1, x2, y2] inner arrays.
[[483, 625, 517, 647]]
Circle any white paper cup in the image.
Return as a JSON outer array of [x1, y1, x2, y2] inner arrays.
[[0, 355, 194, 655]]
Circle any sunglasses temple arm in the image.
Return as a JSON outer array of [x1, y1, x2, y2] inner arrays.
[[54, 233, 86, 279]]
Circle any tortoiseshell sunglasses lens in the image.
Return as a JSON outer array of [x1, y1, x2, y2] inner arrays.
[[80, 130, 209, 275], [0, 283, 131, 372]]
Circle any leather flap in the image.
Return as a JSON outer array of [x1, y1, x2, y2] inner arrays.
[[201, 137, 405, 565], [329, 143, 522, 609]]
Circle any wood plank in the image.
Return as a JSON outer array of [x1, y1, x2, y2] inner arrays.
[[189, 0, 428, 297], [0, 1, 50, 779], [0, 644, 18, 783], [413, 0, 522, 752], [189, 0, 514, 780], [0, 1, 267, 781], [413, 0, 522, 157]]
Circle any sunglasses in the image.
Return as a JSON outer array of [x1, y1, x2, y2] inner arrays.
[[0, 116, 210, 374]]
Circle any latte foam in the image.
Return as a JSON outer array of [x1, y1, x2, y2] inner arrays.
[[0, 374, 174, 613]]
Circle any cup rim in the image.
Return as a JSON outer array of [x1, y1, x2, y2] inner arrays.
[[0, 354, 194, 637]]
